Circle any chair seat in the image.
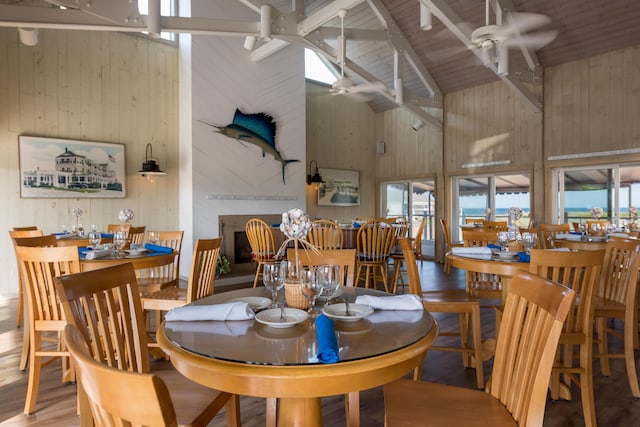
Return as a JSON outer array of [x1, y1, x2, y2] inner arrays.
[[422, 289, 479, 304], [155, 368, 234, 426], [141, 286, 187, 311], [593, 296, 625, 317], [137, 277, 177, 294], [384, 379, 517, 427]]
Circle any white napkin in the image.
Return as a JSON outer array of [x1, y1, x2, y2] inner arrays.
[[611, 232, 629, 238], [549, 247, 571, 251], [164, 302, 255, 321], [451, 246, 492, 260], [366, 310, 424, 324], [555, 233, 582, 241], [165, 320, 251, 336], [354, 294, 423, 311], [84, 249, 111, 260]]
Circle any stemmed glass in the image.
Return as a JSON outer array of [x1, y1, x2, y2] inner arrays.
[[113, 231, 127, 258], [315, 264, 340, 302], [497, 231, 509, 252], [88, 231, 102, 248], [148, 231, 160, 244], [522, 232, 536, 254], [263, 262, 286, 308], [300, 268, 322, 314]]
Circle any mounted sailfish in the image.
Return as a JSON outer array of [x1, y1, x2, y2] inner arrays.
[[200, 109, 299, 184]]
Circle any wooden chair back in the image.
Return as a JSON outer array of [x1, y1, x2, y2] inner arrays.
[[597, 236, 640, 305], [307, 220, 344, 250], [483, 220, 508, 231], [138, 230, 184, 288], [392, 218, 411, 239], [356, 219, 397, 262], [288, 248, 356, 287], [518, 227, 540, 248], [490, 270, 575, 425], [64, 324, 178, 427], [245, 218, 278, 260], [186, 237, 223, 303], [55, 263, 150, 373], [106, 224, 131, 236], [465, 218, 485, 226], [13, 226, 39, 231], [13, 235, 58, 248], [128, 226, 146, 245], [539, 223, 571, 249], [462, 229, 498, 247], [400, 239, 423, 297], [586, 220, 611, 231], [412, 216, 427, 260]]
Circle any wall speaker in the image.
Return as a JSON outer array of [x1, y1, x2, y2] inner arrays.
[[376, 142, 386, 155]]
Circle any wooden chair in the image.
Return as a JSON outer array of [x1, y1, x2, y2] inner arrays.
[[142, 237, 223, 344], [13, 226, 39, 231], [586, 220, 611, 231], [401, 238, 484, 389], [440, 218, 462, 275], [539, 223, 571, 249], [15, 245, 80, 414], [9, 228, 44, 329], [383, 270, 575, 427], [483, 220, 508, 231], [106, 223, 131, 236], [390, 218, 411, 293], [137, 230, 184, 292], [461, 230, 502, 302], [64, 324, 181, 427], [54, 263, 240, 427], [307, 219, 344, 250], [529, 248, 605, 427], [246, 218, 281, 288], [411, 216, 427, 264], [128, 225, 146, 245], [355, 219, 397, 292], [288, 248, 356, 287], [465, 218, 485, 226], [593, 236, 640, 398]]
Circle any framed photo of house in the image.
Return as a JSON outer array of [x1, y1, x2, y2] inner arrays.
[[19, 135, 126, 199], [317, 168, 360, 206]]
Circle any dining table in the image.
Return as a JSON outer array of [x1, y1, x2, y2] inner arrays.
[[157, 286, 437, 427]]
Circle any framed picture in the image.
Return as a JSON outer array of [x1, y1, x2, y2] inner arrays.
[[318, 168, 360, 206], [19, 135, 126, 199]]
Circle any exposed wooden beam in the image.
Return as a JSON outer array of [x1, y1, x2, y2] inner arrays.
[[298, 0, 366, 37]]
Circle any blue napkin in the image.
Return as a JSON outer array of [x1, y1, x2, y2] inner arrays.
[[517, 251, 530, 262], [53, 232, 66, 236], [353, 223, 361, 229], [271, 223, 281, 227], [487, 243, 501, 250], [144, 243, 173, 253], [101, 233, 114, 238], [315, 314, 339, 364], [78, 247, 91, 256], [570, 231, 582, 235]]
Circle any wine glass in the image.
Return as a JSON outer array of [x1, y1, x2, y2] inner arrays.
[[522, 232, 536, 254], [148, 231, 160, 244], [113, 231, 127, 258], [263, 262, 286, 308], [497, 231, 509, 252], [316, 264, 340, 302], [88, 231, 102, 248], [300, 268, 321, 314]]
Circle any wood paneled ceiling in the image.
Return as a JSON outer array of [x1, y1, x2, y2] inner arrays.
[[2, 0, 640, 124]]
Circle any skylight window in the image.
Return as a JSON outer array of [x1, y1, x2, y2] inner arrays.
[[305, 49, 339, 85]]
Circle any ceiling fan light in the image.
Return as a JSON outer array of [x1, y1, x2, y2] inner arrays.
[[420, 4, 432, 31]]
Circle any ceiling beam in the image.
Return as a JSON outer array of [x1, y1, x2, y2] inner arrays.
[[298, 0, 366, 37], [421, 0, 542, 111]]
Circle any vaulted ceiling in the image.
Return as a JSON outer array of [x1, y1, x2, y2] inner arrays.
[[2, 0, 640, 127]]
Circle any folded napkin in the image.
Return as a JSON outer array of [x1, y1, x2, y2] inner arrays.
[[555, 233, 582, 241], [354, 294, 423, 311], [517, 251, 530, 262], [101, 233, 114, 238], [451, 246, 493, 260], [84, 249, 111, 260], [315, 314, 339, 364], [164, 302, 254, 321], [487, 243, 501, 250], [144, 243, 173, 253], [165, 320, 251, 337], [366, 310, 424, 324]]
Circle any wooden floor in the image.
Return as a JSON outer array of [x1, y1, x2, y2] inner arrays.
[[1, 261, 640, 426]]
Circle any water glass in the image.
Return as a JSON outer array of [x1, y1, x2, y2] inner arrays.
[[497, 231, 509, 252], [300, 269, 321, 314], [522, 232, 536, 253], [148, 230, 160, 244], [316, 264, 340, 301], [263, 262, 286, 308], [88, 231, 102, 248], [113, 231, 127, 258]]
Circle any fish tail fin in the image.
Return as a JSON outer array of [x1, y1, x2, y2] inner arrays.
[[281, 159, 300, 184]]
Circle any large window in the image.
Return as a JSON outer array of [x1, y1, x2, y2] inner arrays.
[[452, 172, 531, 240], [552, 163, 640, 226]]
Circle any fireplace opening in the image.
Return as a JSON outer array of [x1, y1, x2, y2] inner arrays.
[[234, 231, 253, 264]]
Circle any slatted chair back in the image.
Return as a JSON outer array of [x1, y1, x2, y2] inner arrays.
[[106, 224, 131, 237], [13, 226, 39, 231], [483, 220, 508, 231], [462, 229, 498, 247], [288, 248, 356, 287], [440, 218, 463, 274], [13, 235, 58, 248], [461, 229, 502, 300], [246, 218, 279, 287], [465, 218, 485, 226], [64, 324, 178, 427], [355, 219, 397, 292], [307, 219, 344, 250], [128, 226, 146, 245], [412, 216, 427, 262], [137, 230, 184, 290], [539, 223, 571, 249]]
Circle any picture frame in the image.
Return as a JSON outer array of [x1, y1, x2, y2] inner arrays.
[[317, 168, 360, 206], [19, 135, 127, 199]]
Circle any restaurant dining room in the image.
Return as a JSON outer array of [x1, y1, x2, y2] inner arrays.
[[2, 0, 640, 426]]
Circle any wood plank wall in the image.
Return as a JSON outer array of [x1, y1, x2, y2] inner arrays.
[[0, 28, 179, 298]]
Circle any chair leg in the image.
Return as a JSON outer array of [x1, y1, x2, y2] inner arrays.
[[224, 395, 241, 427], [470, 304, 484, 389], [378, 264, 389, 293], [253, 262, 263, 288], [580, 342, 597, 427], [16, 283, 24, 327], [24, 332, 41, 414], [19, 319, 29, 370], [596, 317, 611, 376], [623, 314, 640, 397], [266, 398, 277, 427]]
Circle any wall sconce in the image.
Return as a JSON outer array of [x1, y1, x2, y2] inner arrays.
[[18, 28, 39, 46], [137, 143, 165, 183], [411, 120, 424, 131], [306, 160, 324, 186]]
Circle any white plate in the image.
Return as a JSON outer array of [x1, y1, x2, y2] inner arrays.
[[125, 248, 149, 255], [229, 296, 272, 312], [323, 303, 373, 322], [492, 251, 519, 260], [255, 308, 308, 329]]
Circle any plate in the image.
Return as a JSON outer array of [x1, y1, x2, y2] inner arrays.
[[323, 303, 373, 322], [229, 296, 272, 312], [492, 251, 519, 260], [589, 236, 607, 242], [125, 248, 149, 255], [255, 308, 308, 329]]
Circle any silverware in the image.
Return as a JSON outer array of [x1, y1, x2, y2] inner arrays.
[[279, 305, 286, 322]]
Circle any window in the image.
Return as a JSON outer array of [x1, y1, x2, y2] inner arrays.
[[305, 49, 339, 85], [138, 0, 177, 42], [552, 163, 640, 226]]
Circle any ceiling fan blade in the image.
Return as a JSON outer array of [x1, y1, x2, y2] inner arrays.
[[496, 12, 552, 37], [502, 30, 558, 49]]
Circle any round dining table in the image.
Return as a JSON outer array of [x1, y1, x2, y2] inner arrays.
[[552, 237, 608, 251], [157, 286, 437, 427]]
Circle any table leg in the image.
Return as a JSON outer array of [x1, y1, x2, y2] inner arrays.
[[278, 397, 322, 427]]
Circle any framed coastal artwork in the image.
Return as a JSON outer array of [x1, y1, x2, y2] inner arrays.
[[19, 135, 127, 199], [317, 168, 360, 206]]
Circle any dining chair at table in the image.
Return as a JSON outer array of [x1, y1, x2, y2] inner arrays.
[[13, 225, 39, 231], [483, 220, 508, 231], [539, 223, 571, 249], [383, 270, 575, 427], [355, 219, 397, 292], [411, 216, 427, 265], [401, 238, 484, 389], [306, 219, 344, 250], [54, 263, 240, 427], [128, 225, 146, 245], [142, 237, 223, 345], [389, 218, 411, 294], [64, 324, 181, 427], [106, 223, 131, 236], [465, 218, 485, 226], [246, 218, 282, 288], [440, 218, 462, 275], [287, 248, 356, 287], [461, 230, 503, 302], [528, 248, 605, 427], [9, 229, 45, 329], [593, 236, 640, 399], [15, 245, 80, 414], [137, 230, 184, 293]]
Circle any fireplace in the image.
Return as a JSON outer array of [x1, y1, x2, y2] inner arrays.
[[219, 214, 282, 277]]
